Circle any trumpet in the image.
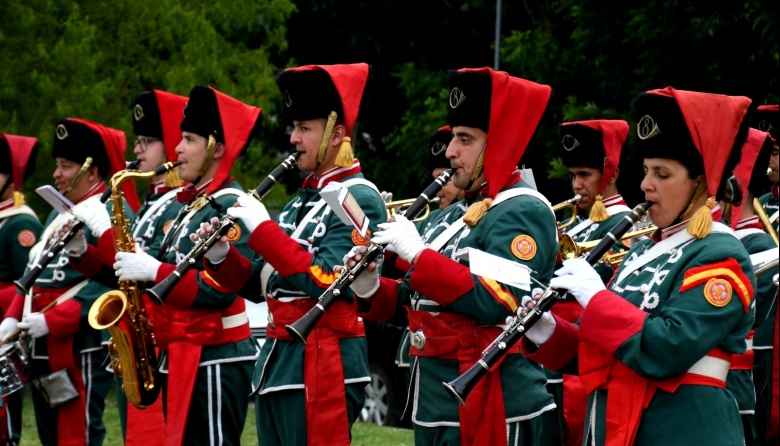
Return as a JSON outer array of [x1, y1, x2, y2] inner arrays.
[[753, 198, 778, 245], [442, 202, 651, 405], [147, 152, 301, 303], [15, 160, 141, 295], [553, 195, 581, 230], [386, 197, 439, 223], [285, 168, 456, 344], [558, 225, 657, 264]]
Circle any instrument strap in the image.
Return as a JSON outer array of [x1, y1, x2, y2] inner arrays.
[[261, 178, 379, 297], [428, 187, 555, 253], [566, 204, 632, 237], [769, 210, 779, 224]]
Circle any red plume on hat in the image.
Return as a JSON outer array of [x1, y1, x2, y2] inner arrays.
[[207, 87, 262, 195], [646, 87, 751, 198], [560, 120, 629, 194], [458, 68, 551, 200], [0, 133, 37, 193], [728, 128, 773, 228], [151, 90, 187, 162], [68, 118, 141, 212]]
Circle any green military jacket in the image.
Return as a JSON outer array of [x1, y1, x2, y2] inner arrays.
[[0, 204, 42, 284], [758, 187, 779, 235]]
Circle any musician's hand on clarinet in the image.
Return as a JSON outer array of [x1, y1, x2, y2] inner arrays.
[[73, 198, 112, 237], [58, 219, 87, 257], [549, 258, 605, 308], [0, 317, 19, 342], [372, 215, 427, 264], [114, 246, 162, 282], [189, 217, 230, 264], [226, 195, 270, 233], [518, 295, 556, 345], [335, 246, 381, 298], [18, 312, 49, 338]]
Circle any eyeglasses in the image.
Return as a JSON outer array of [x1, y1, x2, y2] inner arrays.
[[133, 137, 161, 152]]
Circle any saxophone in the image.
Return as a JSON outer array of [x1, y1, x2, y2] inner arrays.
[[87, 161, 180, 408]]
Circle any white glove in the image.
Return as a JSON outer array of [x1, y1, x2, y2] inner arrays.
[[226, 195, 270, 233], [549, 258, 606, 308], [114, 246, 162, 282], [64, 229, 88, 257], [0, 318, 19, 341], [520, 296, 556, 345], [72, 199, 112, 237], [189, 217, 230, 264], [371, 215, 427, 264], [343, 246, 381, 298], [18, 313, 49, 338], [380, 191, 393, 204]]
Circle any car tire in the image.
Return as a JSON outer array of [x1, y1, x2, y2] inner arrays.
[[361, 363, 401, 427]]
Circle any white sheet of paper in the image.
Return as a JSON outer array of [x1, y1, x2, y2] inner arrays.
[[35, 185, 75, 215], [519, 168, 537, 190], [320, 182, 370, 237], [456, 247, 531, 291]]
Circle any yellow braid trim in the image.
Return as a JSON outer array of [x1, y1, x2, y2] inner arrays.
[[165, 167, 183, 188], [463, 198, 492, 227], [335, 136, 354, 168], [687, 196, 716, 239], [13, 191, 24, 207], [589, 194, 609, 222]]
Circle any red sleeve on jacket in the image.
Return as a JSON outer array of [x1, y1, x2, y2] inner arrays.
[[355, 277, 400, 323], [249, 221, 313, 278], [95, 228, 119, 266], [6, 292, 24, 320], [154, 263, 199, 307], [69, 244, 106, 279], [203, 245, 254, 294], [0, 286, 18, 316], [44, 298, 82, 337], [409, 249, 474, 306], [521, 312, 580, 371], [578, 290, 647, 355]]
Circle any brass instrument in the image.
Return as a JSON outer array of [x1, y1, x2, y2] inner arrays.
[[87, 161, 180, 408], [753, 198, 778, 245], [386, 197, 439, 222], [553, 195, 581, 230], [558, 225, 657, 267]]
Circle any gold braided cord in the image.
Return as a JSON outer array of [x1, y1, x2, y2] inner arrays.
[[317, 112, 338, 165], [198, 135, 217, 178], [64, 156, 93, 196]]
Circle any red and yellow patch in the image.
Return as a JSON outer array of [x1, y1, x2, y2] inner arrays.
[[17, 229, 36, 248], [163, 219, 174, 234], [226, 224, 242, 243], [510, 235, 537, 261], [680, 258, 754, 313], [352, 228, 371, 246], [703, 278, 732, 307]]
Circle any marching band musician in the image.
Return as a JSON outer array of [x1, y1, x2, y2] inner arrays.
[[343, 67, 557, 445], [544, 119, 632, 446], [751, 105, 779, 236], [110, 86, 262, 446], [723, 128, 779, 445], [520, 87, 757, 445], [0, 118, 139, 446], [197, 63, 386, 446], [63, 90, 189, 445], [0, 132, 42, 446]]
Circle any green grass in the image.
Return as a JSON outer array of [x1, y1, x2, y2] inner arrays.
[[19, 389, 414, 445]]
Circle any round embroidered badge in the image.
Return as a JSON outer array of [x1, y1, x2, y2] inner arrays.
[[226, 224, 242, 242], [352, 229, 371, 246], [18, 229, 37, 248], [704, 278, 732, 307], [511, 235, 537, 260], [163, 219, 174, 234]]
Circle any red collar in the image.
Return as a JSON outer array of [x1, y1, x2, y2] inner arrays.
[[773, 184, 779, 198], [302, 160, 362, 189], [734, 216, 763, 231], [652, 203, 722, 242], [71, 182, 107, 205], [464, 170, 521, 200], [149, 180, 172, 195], [177, 179, 213, 204], [0, 198, 14, 211]]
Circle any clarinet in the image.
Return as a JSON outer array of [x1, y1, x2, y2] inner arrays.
[[442, 202, 651, 405], [285, 168, 456, 344], [147, 152, 301, 303], [14, 160, 142, 295]]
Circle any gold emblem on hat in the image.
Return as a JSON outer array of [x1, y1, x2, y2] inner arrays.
[[758, 119, 774, 133], [431, 141, 447, 156], [284, 90, 294, 108], [56, 124, 69, 140], [637, 115, 662, 140], [561, 134, 581, 151], [449, 87, 467, 109], [134, 104, 145, 121]]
